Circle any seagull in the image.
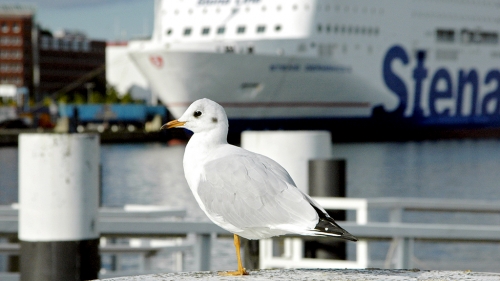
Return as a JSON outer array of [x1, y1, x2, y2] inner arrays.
[[162, 98, 357, 276]]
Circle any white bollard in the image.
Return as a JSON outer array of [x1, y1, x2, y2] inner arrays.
[[18, 133, 100, 281], [241, 131, 331, 194]]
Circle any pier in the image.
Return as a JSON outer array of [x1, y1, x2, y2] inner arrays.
[[89, 269, 500, 281]]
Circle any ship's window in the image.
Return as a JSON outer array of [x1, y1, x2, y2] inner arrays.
[[460, 29, 498, 44], [248, 46, 254, 54], [237, 26, 246, 34], [256, 25, 266, 33], [262, 6, 266, 11], [347, 26, 353, 34], [225, 46, 234, 53], [317, 24, 322, 33], [354, 26, 359, 34], [277, 5, 281, 11], [202, 27, 210, 35], [361, 27, 366, 34], [292, 4, 297, 10], [188, 9, 193, 14], [374, 27, 379, 35], [326, 24, 331, 33], [184, 28, 192, 36], [275, 25, 282, 32], [341, 26, 346, 33], [217, 27, 225, 34], [334, 25, 339, 33], [437, 29, 455, 42], [166, 29, 173, 36], [482, 32, 499, 44]]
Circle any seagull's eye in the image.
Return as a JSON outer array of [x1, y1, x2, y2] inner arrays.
[[194, 111, 202, 118]]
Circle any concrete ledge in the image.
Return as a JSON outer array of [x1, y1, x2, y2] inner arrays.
[[92, 268, 500, 281]]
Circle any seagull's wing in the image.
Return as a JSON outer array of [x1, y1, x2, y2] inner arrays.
[[197, 151, 319, 238]]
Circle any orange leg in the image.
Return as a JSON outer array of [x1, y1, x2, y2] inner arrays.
[[219, 234, 249, 276]]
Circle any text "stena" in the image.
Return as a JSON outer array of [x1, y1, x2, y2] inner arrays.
[[383, 45, 500, 118]]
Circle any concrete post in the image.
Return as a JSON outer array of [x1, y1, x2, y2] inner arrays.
[[18, 133, 100, 281], [307, 159, 347, 260], [241, 131, 332, 194]]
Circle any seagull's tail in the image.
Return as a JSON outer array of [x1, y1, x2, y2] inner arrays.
[[312, 216, 358, 242]]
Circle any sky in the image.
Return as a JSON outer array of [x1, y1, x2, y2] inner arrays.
[[1, 0, 155, 41]]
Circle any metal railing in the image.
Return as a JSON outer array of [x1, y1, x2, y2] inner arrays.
[[1, 197, 500, 279], [260, 197, 500, 270]]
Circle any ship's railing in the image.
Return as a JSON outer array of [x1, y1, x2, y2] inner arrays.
[[2, 198, 500, 280]]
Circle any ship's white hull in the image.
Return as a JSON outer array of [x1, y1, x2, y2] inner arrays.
[[129, 50, 396, 119]]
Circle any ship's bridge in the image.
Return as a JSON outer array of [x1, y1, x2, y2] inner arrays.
[[155, 0, 316, 43]]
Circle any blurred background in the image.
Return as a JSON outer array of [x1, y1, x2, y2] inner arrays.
[[1, 0, 500, 279]]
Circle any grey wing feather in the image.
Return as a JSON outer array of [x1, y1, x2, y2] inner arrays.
[[197, 153, 318, 232]]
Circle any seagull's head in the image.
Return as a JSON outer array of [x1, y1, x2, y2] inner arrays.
[[161, 98, 229, 134]]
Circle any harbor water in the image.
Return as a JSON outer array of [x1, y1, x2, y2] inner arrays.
[[1, 139, 500, 272]]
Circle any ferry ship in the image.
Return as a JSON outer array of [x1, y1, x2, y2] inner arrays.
[[128, 0, 500, 141]]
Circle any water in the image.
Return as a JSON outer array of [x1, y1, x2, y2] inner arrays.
[[1, 139, 500, 272]]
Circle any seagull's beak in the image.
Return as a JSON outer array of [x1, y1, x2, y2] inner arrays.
[[160, 120, 186, 130]]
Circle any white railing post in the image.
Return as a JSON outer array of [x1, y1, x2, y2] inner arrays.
[[355, 199, 368, 268], [399, 237, 414, 269], [174, 238, 184, 272], [193, 234, 211, 271]]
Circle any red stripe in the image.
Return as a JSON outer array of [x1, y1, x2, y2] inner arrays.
[[166, 101, 370, 108]]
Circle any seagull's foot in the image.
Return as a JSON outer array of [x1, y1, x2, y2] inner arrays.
[[218, 268, 249, 276]]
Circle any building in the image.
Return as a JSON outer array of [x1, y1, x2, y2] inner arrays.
[[0, 4, 34, 96], [0, 4, 106, 103], [38, 30, 106, 100]]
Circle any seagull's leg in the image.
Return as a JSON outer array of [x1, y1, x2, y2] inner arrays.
[[219, 234, 249, 276]]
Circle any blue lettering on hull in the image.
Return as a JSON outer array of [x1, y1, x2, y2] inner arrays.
[[381, 44, 500, 127]]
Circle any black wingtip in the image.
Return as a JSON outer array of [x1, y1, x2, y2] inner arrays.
[[310, 204, 358, 242], [340, 232, 358, 242], [314, 217, 358, 242]]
